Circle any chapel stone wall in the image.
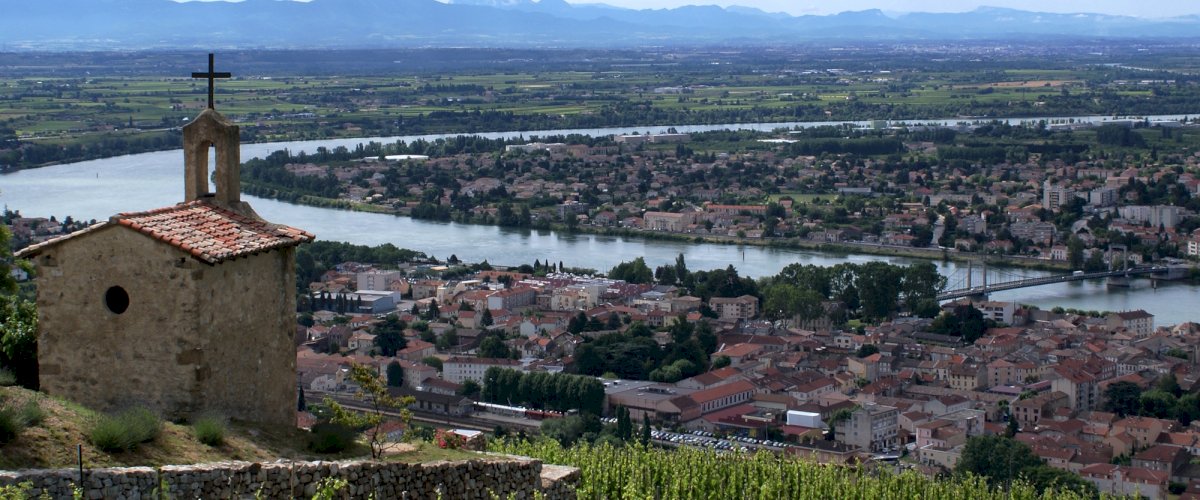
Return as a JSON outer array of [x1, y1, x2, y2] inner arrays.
[[195, 246, 298, 426], [34, 226, 202, 418]]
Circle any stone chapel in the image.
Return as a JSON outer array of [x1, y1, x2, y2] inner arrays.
[[18, 99, 314, 426]]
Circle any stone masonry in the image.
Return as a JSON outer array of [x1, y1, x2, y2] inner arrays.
[[16, 107, 313, 426], [0, 458, 579, 500]]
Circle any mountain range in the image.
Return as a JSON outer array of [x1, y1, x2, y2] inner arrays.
[[2, 0, 1199, 50]]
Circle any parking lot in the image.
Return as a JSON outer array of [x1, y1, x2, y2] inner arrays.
[[604, 418, 792, 453]]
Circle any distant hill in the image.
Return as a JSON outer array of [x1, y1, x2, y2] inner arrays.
[[1, 0, 1199, 50]]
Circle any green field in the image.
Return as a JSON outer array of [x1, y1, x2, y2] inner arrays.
[[4, 49, 1200, 168]]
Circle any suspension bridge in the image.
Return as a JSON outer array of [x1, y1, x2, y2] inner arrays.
[[936, 265, 1170, 301]]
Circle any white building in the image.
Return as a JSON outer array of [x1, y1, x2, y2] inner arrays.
[[357, 270, 404, 292], [442, 356, 525, 384], [837, 403, 899, 452], [1042, 180, 1075, 212]]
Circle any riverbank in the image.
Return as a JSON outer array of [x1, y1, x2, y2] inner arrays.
[[267, 193, 1072, 272], [545, 225, 1073, 272]]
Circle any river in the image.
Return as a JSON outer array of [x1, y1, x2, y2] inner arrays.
[[2, 117, 1197, 326]]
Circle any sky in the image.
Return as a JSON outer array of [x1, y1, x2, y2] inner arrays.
[[566, 1, 1199, 18], [174, 1, 1200, 19]]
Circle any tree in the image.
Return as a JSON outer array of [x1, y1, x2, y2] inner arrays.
[[931, 304, 989, 343], [386, 360, 404, 387], [955, 435, 1042, 488], [478, 334, 511, 359], [605, 313, 621, 330], [826, 408, 854, 440], [436, 329, 459, 351], [0, 224, 36, 389], [480, 308, 494, 328], [901, 261, 946, 306], [425, 299, 440, 320], [640, 417, 651, 446], [324, 363, 414, 459], [616, 406, 632, 441], [668, 317, 694, 344], [1066, 235, 1085, 270], [1156, 373, 1182, 398], [608, 257, 653, 284], [458, 379, 481, 399], [711, 355, 731, 370], [568, 311, 588, 334], [373, 314, 408, 357], [674, 253, 690, 285], [421, 356, 443, 372], [1140, 389, 1178, 420], [856, 261, 904, 321], [1103, 381, 1142, 417], [856, 344, 880, 358], [1019, 464, 1098, 497], [540, 415, 588, 446], [1177, 394, 1200, 426]]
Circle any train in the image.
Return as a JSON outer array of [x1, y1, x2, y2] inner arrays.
[[472, 401, 566, 420]]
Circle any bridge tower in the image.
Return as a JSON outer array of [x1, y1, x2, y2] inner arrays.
[[964, 259, 988, 301]]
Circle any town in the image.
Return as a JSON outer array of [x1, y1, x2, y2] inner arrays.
[[7, 109, 1200, 497], [284, 244, 1197, 498], [242, 120, 1200, 271], [6, 37, 1200, 498]]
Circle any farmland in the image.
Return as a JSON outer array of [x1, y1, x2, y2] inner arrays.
[[3, 43, 1200, 168]]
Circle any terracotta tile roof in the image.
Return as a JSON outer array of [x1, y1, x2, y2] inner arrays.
[[114, 201, 314, 264], [1134, 443, 1186, 463], [16, 200, 314, 265], [689, 380, 756, 405]]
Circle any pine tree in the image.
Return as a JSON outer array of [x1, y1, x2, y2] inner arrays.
[[640, 417, 651, 446]]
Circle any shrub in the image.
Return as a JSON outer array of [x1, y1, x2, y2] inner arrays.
[[311, 477, 348, 500], [192, 415, 226, 447], [0, 482, 35, 499], [0, 406, 20, 445], [121, 407, 162, 443], [88, 407, 162, 452], [88, 417, 131, 452], [0, 369, 16, 387], [19, 399, 44, 427], [308, 422, 354, 453], [434, 429, 464, 450]]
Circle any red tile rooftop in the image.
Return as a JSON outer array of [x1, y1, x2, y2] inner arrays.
[[18, 199, 314, 265]]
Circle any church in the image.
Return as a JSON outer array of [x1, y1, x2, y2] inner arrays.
[[17, 57, 314, 426]]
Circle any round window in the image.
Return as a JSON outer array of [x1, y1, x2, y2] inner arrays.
[[105, 286, 130, 315]]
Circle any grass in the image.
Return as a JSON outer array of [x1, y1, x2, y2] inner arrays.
[[387, 441, 485, 463], [0, 391, 45, 446], [192, 415, 226, 447], [88, 407, 162, 452], [0, 385, 496, 470]]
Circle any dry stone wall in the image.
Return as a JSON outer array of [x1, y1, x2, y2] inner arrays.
[[0, 458, 578, 500]]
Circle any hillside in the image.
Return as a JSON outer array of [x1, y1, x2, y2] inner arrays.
[[2, 0, 1199, 49], [496, 439, 1098, 499], [0, 385, 473, 470]]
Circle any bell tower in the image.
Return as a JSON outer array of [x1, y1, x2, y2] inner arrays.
[[182, 53, 255, 214]]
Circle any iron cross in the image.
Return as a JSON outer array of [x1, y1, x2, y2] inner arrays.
[[191, 53, 231, 110]]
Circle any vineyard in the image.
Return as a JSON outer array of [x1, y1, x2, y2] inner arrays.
[[495, 440, 1106, 499]]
